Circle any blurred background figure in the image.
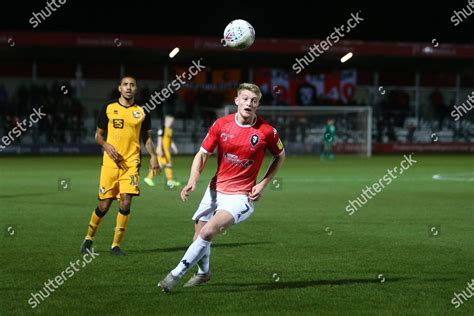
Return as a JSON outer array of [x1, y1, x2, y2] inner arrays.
[[144, 115, 181, 189], [320, 118, 336, 160]]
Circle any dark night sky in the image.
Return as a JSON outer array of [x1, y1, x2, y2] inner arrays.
[[1, 1, 473, 43]]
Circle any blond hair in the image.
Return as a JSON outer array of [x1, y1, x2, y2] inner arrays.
[[237, 83, 262, 101]]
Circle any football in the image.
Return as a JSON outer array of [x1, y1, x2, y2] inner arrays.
[[222, 19, 255, 50]]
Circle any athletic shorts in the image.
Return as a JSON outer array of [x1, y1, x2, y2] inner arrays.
[[192, 186, 254, 224], [98, 164, 140, 200]]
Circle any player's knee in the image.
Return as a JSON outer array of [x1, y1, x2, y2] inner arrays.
[[199, 225, 217, 241], [97, 201, 111, 212], [95, 206, 109, 217], [119, 197, 132, 210]]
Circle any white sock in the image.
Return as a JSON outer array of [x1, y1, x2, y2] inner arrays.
[[197, 245, 211, 274], [171, 236, 210, 278]]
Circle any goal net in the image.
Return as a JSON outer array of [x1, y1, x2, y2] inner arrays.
[[224, 105, 373, 157]]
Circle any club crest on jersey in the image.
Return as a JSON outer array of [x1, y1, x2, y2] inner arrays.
[[99, 186, 105, 194], [250, 134, 259, 147], [133, 111, 141, 119]]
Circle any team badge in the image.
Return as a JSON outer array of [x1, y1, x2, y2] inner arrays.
[[132, 111, 141, 119], [99, 187, 105, 194], [250, 134, 259, 147]]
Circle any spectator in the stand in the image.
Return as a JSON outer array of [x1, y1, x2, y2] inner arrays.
[[429, 88, 448, 131]]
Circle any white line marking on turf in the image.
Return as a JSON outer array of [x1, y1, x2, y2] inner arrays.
[[432, 174, 474, 182]]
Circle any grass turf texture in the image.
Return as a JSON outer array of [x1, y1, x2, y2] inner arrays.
[[1, 154, 473, 315]]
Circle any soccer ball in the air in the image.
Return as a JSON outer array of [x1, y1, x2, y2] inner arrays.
[[222, 19, 255, 50]]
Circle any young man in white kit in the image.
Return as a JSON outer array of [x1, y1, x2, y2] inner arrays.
[[158, 83, 285, 292]]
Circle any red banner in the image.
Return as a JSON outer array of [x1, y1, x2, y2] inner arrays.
[[255, 68, 357, 105]]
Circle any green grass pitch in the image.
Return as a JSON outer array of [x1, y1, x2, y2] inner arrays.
[[1, 154, 473, 315]]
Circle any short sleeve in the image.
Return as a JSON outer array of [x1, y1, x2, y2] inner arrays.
[[200, 120, 220, 154], [141, 113, 151, 131], [267, 127, 285, 156], [96, 104, 108, 130]]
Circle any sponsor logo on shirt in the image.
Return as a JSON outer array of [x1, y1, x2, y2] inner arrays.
[[113, 119, 124, 129], [220, 132, 235, 142], [224, 152, 254, 168]]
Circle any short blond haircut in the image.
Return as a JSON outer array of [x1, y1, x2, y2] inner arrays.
[[237, 83, 262, 101]]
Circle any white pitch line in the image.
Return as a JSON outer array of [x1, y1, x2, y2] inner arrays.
[[432, 174, 474, 182]]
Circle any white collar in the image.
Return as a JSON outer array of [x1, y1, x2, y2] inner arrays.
[[234, 113, 257, 128]]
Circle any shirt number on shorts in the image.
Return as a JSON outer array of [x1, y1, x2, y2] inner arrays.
[[130, 174, 139, 185]]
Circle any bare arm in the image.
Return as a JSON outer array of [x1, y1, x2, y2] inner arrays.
[[249, 151, 285, 201], [142, 130, 160, 176], [180, 150, 210, 201], [95, 127, 120, 161], [171, 141, 178, 154]]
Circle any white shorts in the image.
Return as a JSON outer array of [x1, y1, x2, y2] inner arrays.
[[192, 187, 254, 224]]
